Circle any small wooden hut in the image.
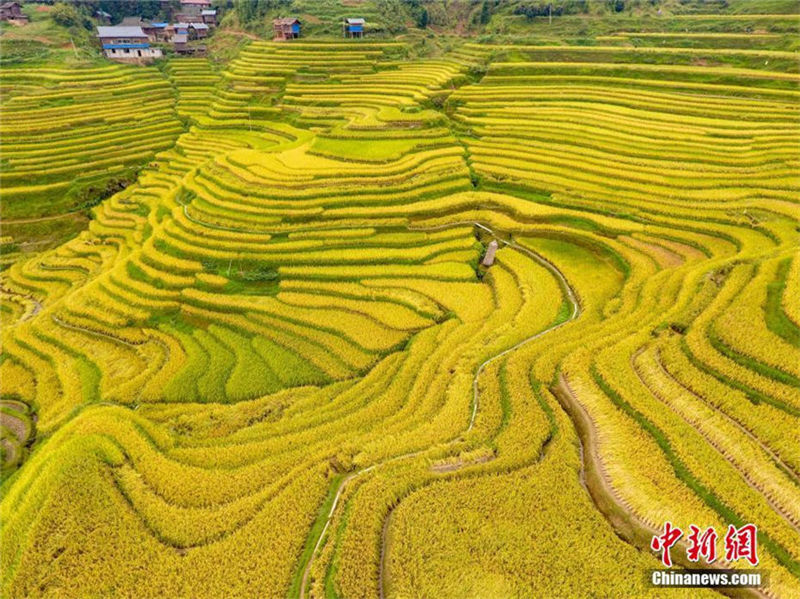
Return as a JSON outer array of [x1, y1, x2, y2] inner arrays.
[[201, 9, 217, 26], [0, 2, 28, 23], [482, 240, 499, 267], [273, 17, 301, 41]]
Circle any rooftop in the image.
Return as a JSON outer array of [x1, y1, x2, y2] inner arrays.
[[345, 18, 365, 25], [97, 26, 148, 38], [274, 17, 300, 25], [201, 9, 217, 15]]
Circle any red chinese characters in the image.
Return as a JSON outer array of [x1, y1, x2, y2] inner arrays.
[[687, 525, 717, 564], [724, 524, 759, 566], [651, 522, 683, 567], [651, 523, 759, 568]]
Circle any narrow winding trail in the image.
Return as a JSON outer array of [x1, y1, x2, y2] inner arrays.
[[297, 221, 581, 599], [2, 211, 82, 224], [0, 286, 43, 323]]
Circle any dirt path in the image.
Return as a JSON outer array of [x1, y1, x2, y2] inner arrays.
[[221, 29, 260, 41], [298, 452, 424, 599], [2, 211, 83, 224], [1, 286, 43, 323], [51, 314, 142, 348]]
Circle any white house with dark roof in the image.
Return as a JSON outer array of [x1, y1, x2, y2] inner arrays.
[[97, 26, 162, 61]]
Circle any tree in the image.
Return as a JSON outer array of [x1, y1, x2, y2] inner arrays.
[[417, 8, 429, 28], [234, 0, 291, 25], [480, 1, 492, 25], [51, 2, 80, 27], [374, 0, 408, 33], [73, 1, 165, 23], [235, 0, 254, 23]]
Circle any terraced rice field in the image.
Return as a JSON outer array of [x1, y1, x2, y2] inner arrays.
[[1, 19, 798, 599], [0, 61, 184, 266]]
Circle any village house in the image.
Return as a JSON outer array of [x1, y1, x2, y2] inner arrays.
[[179, 0, 210, 17], [97, 26, 162, 62], [94, 9, 111, 24], [201, 9, 217, 26], [0, 2, 28, 23], [190, 22, 209, 39], [172, 32, 206, 56], [175, 12, 203, 23], [141, 21, 169, 42], [343, 18, 365, 38], [273, 17, 300, 41], [173, 33, 189, 53], [165, 21, 190, 41]]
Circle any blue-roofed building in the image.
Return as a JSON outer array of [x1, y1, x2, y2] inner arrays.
[[97, 26, 162, 61], [273, 17, 300, 41], [142, 21, 168, 42], [344, 18, 365, 38]]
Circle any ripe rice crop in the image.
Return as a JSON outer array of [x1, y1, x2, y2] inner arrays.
[[1, 21, 798, 599]]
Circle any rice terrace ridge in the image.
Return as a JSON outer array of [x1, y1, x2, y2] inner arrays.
[[0, 0, 799, 598]]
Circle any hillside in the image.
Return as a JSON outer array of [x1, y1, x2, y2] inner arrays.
[[1, 1, 799, 598]]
